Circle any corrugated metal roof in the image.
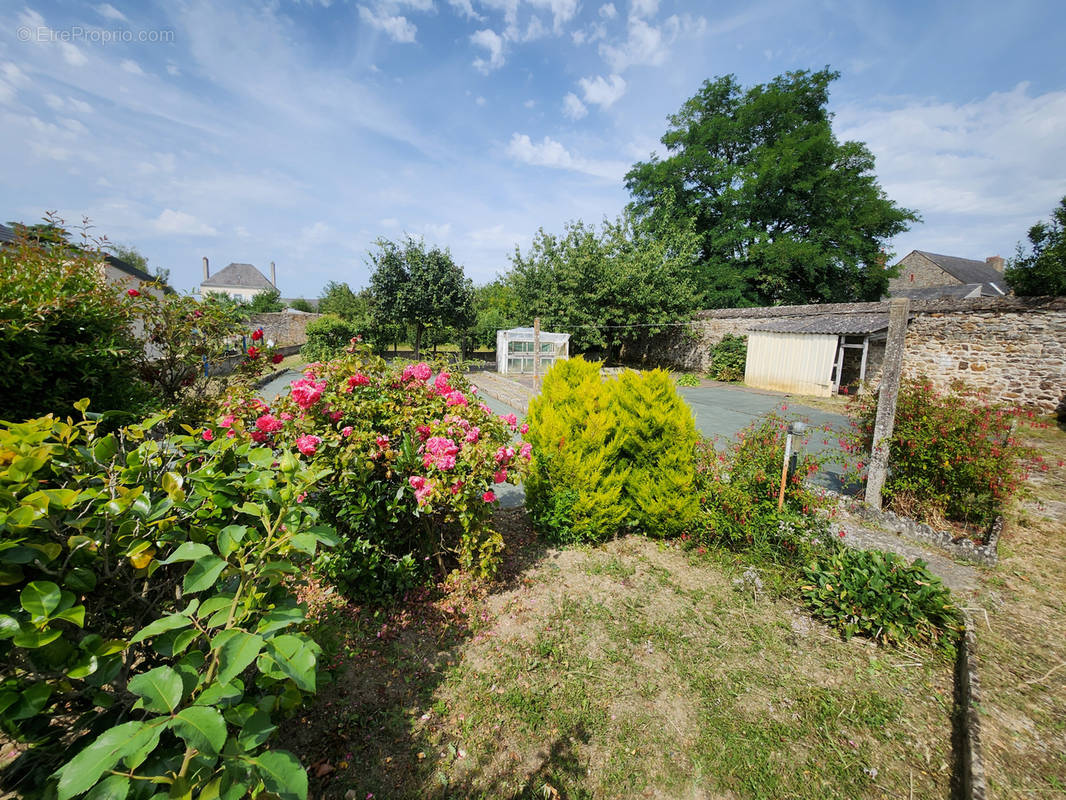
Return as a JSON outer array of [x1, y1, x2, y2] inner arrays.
[[747, 312, 892, 334], [201, 262, 275, 289]]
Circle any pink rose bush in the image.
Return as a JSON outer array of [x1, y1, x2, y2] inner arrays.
[[212, 345, 530, 599]]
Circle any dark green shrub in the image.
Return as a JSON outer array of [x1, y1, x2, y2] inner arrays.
[[844, 377, 1035, 529], [301, 315, 361, 362], [802, 545, 960, 649], [525, 359, 698, 542], [0, 407, 336, 799], [0, 222, 152, 422], [708, 334, 747, 382]]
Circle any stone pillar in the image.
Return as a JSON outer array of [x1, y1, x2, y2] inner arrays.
[[865, 298, 910, 510]]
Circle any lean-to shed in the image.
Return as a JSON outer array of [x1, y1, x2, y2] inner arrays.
[[496, 327, 570, 375], [744, 312, 896, 396]]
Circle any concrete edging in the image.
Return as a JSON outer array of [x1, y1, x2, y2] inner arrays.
[[953, 611, 988, 800]]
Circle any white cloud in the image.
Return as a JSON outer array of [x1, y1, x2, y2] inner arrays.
[[59, 42, 88, 67], [120, 59, 144, 75], [471, 28, 505, 72], [835, 84, 1066, 256], [358, 5, 418, 43], [424, 222, 452, 239], [45, 94, 65, 110], [523, 99, 535, 108], [562, 92, 587, 119], [95, 3, 127, 21], [578, 73, 626, 108], [69, 97, 93, 113], [599, 3, 617, 19], [630, 0, 658, 18], [506, 132, 625, 180], [528, 0, 579, 32], [166, 63, 182, 76], [448, 0, 484, 20], [60, 118, 88, 134], [153, 209, 219, 236]]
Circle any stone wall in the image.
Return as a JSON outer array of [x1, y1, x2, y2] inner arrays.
[[248, 312, 322, 347], [642, 297, 1066, 414]]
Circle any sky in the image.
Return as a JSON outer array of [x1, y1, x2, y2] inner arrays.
[[2, 0, 1065, 298]]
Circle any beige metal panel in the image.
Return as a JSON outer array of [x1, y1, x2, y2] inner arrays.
[[744, 331, 838, 397]]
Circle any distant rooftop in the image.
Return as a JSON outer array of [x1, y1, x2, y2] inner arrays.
[[201, 262, 275, 290], [904, 250, 1007, 294]]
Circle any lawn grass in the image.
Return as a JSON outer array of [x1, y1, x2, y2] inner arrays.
[[285, 512, 955, 799], [974, 417, 1066, 797]]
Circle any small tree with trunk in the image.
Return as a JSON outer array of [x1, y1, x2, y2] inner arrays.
[[368, 237, 475, 357]]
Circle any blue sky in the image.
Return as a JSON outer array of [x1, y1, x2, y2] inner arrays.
[[2, 0, 1065, 298]]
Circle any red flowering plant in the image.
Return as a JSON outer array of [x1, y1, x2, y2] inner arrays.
[[842, 377, 1040, 532], [125, 289, 281, 425], [692, 411, 833, 561], [211, 342, 530, 602]]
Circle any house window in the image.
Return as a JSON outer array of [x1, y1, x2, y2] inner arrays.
[[910, 273, 914, 282]]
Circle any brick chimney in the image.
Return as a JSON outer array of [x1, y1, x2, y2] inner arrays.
[[986, 255, 1005, 273], [270, 261, 277, 287], [202, 256, 209, 281]]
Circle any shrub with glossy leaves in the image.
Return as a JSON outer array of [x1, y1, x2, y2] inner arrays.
[[0, 405, 335, 800], [708, 334, 747, 382], [301, 315, 363, 363], [802, 544, 960, 650]]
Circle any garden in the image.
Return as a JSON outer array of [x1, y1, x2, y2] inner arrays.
[[2, 225, 1064, 799]]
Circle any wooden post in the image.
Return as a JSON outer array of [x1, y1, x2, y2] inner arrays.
[[533, 317, 541, 387], [865, 298, 910, 510]]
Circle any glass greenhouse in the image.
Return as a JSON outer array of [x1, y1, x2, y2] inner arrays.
[[496, 327, 571, 375]]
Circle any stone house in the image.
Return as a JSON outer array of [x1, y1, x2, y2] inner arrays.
[[198, 257, 278, 301], [887, 250, 1008, 300]]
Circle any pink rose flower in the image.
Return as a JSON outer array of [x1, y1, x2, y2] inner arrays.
[[519, 423, 529, 434], [519, 442, 533, 461], [416, 424, 431, 441], [201, 428, 214, 441], [296, 434, 322, 455], [479, 403, 492, 414], [250, 431, 268, 443], [280, 412, 294, 421], [341, 426, 354, 437], [402, 362, 432, 382], [464, 427, 480, 443], [445, 391, 468, 407], [256, 414, 284, 433], [346, 373, 370, 392], [329, 410, 343, 422], [126, 288, 140, 297], [290, 378, 326, 409], [376, 435, 390, 449], [220, 414, 236, 428], [408, 475, 426, 490], [494, 469, 507, 483], [482, 491, 496, 503]]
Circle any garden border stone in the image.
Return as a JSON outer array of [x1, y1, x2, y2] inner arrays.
[[953, 611, 988, 800]]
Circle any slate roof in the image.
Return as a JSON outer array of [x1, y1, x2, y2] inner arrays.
[[201, 262, 275, 289], [0, 223, 14, 244], [105, 254, 155, 284], [896, 283, 990, 301], [911, 250, 1007, 293], [747, 312, 893, 335]]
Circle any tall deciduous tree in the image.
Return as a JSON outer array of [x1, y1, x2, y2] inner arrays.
[[368, 237, 475, 357], [318, 280, 371, 326], [625, 69, 918, 308], [507, 206, 699, 359], [1004, 196, 1066, 297]]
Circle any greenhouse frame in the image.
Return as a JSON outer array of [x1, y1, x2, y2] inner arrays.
[[496, 327, 571, 375]]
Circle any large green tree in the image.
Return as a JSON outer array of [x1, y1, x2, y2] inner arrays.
[[1004, 196, 1066, 297], [317, 280, 371, 327], [368, 237, 475, 357], [625, 69, 918, 308], [471, 280, 523, 350], [507, 206, 699, 359]]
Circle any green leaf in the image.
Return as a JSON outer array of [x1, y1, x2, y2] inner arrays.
[[265, 635, 316, 692], [214, 631, 264, 685], [13, 627, 62, 648], [0, 614, 19, 640], [183, 556, 227, 594], [217, 525, 248, 559], [161, 471, 184, 495], [130, 613, 192, 644], [247, 448, 275, 468], [193, 679, 244, 708], [9, 682, 53, 720], [43, 488, 80, 509], [21, 581, 62, 619], [92, 435, 118, 463], [236, 709, 276, 750], [127, 666, 183, 714], [64, 567, 98, 593], [252, 750, 308, 800], [54, 605, 86, 627], [255, 608, 305, 636], [159, 542, 213, 564], [84, 774, 129, 800], [170, 706, 227, 755], [54, 721, 157, 800]]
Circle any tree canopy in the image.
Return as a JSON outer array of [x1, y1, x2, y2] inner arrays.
[[1004, 196, 1066, 297], [368, 237, 475, 357], [507, 206, 699, 358], [625, 68, 918, 308], [317, 280, 371, 328], [246, 287, 284, 313]]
